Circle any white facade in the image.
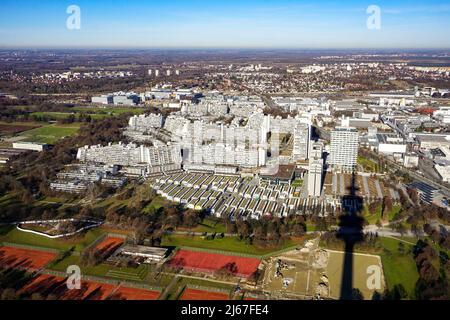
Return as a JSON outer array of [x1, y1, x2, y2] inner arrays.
[[76, 142, 182, 169], [435, 164, 450, 182], [404, 153, 419, 168], [13, 142, 47, 152], [128, 114, 164, 130], [292, 123, 310, 161], [378, 143, 407, 155], [92, 95, 113, 105], [329, 127, 359, 171], [308, 142, 324, 197]]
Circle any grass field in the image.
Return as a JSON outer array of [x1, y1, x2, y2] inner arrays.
[[72, 107, 145, 115], [326, 250, 385, 300], [21, 123, 81, 144], [379, 237, 419, 298], [0, 226, 106, 252], [0, 122, 42, 136], [31, 107, 145, 121], [49, 253, 150, 280], [161, 234, 304, 256], [321, 236, 420, 299], [364, 205, 402, 225], [291, 179, 303, 187], [142, 196, 167, 214], [189, 218, 227, 234], [358, 156, 379, 173]]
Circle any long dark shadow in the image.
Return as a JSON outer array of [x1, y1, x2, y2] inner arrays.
[[336, 172, 364, 300]]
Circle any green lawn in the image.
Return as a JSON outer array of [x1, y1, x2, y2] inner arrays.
[[186, 218, 227, 234], [379, 237, 419, 299], [142, 196, 167, 214], [72, 107, 145, 116], [161, 234, 304, 256], [32, 111, 109, 120], [21, 123, 81, 144], [364, 204, 402, 225], [291, 179, 303, 187], [358, 156, 379, 173], [305, 221, 316, 232], [0, 226, 106, 252], [50, 253, 149, 280]]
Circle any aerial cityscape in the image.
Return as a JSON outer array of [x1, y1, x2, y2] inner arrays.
[[0, 0, 449, 307]]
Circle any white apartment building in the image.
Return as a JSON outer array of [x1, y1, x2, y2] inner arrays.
[[12, 142, 49, 152], [128, 114, 164, 130], [292, 123, 310, 161], [308, 142, 324, 197], [92, 94, 113, 105], [180, 120, 267, 168], [76, 142, 182, 171], [435, 164, 450, 183], [329, 127, 359, 172]]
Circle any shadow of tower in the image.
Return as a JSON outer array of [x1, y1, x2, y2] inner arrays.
[[336, 172, 365, 300]]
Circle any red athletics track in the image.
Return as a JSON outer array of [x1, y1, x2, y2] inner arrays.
[[169, 249, 260, 277], [0, 246, 57, 270], [181, 288, 229, 300]]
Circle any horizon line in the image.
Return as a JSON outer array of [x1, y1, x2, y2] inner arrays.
[[1, 46, 450, 51]]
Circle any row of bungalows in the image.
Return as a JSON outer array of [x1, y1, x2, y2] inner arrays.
[[238, 198, 251, 215], [186, 189, 207, 209], [167, 186, 184, 201], [158, 184, 177, 198], [153, 171, 314, 219], [154, 173, 231, 215], [211, 198, 224, 216], [174, 188, 191, 203]]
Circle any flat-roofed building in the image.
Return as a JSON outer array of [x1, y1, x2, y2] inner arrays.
[[119, 245, 168, 263], [329, 127, 359, 172], [292, 123, 310, 161], [13, 142, 49, 152]]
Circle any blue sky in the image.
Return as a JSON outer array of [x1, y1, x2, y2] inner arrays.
[[0, 0, 449, 48]]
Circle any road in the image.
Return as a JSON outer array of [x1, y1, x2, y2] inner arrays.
[[365, 149, 450, 196]]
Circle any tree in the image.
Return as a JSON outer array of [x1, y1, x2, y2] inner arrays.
[[368, 202, 378, 215], [236, 220, 251, 239], [133, 220, 149, 245], [394, 223, 407, 236], [31, 293, 44, 300], [1, 288, 17, 300], [351, 288, 364, 300], [382, 196, 393, 219], [183, 210, 200, 230]]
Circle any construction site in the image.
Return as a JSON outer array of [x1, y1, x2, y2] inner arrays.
[[260, 237, 386, 300]]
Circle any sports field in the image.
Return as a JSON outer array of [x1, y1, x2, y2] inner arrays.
[[110, 286, 161, 300], [21, 274, 116, 300], [95, 237, 124, 256], [21, 123, 80, 144], [0, 122, 41, 136], [181, 288, 229, 300], [169, 249, 261, 278], [0, 246, 57, 270], [20, 273, 161, 300], [326, 250, 385, 300]]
